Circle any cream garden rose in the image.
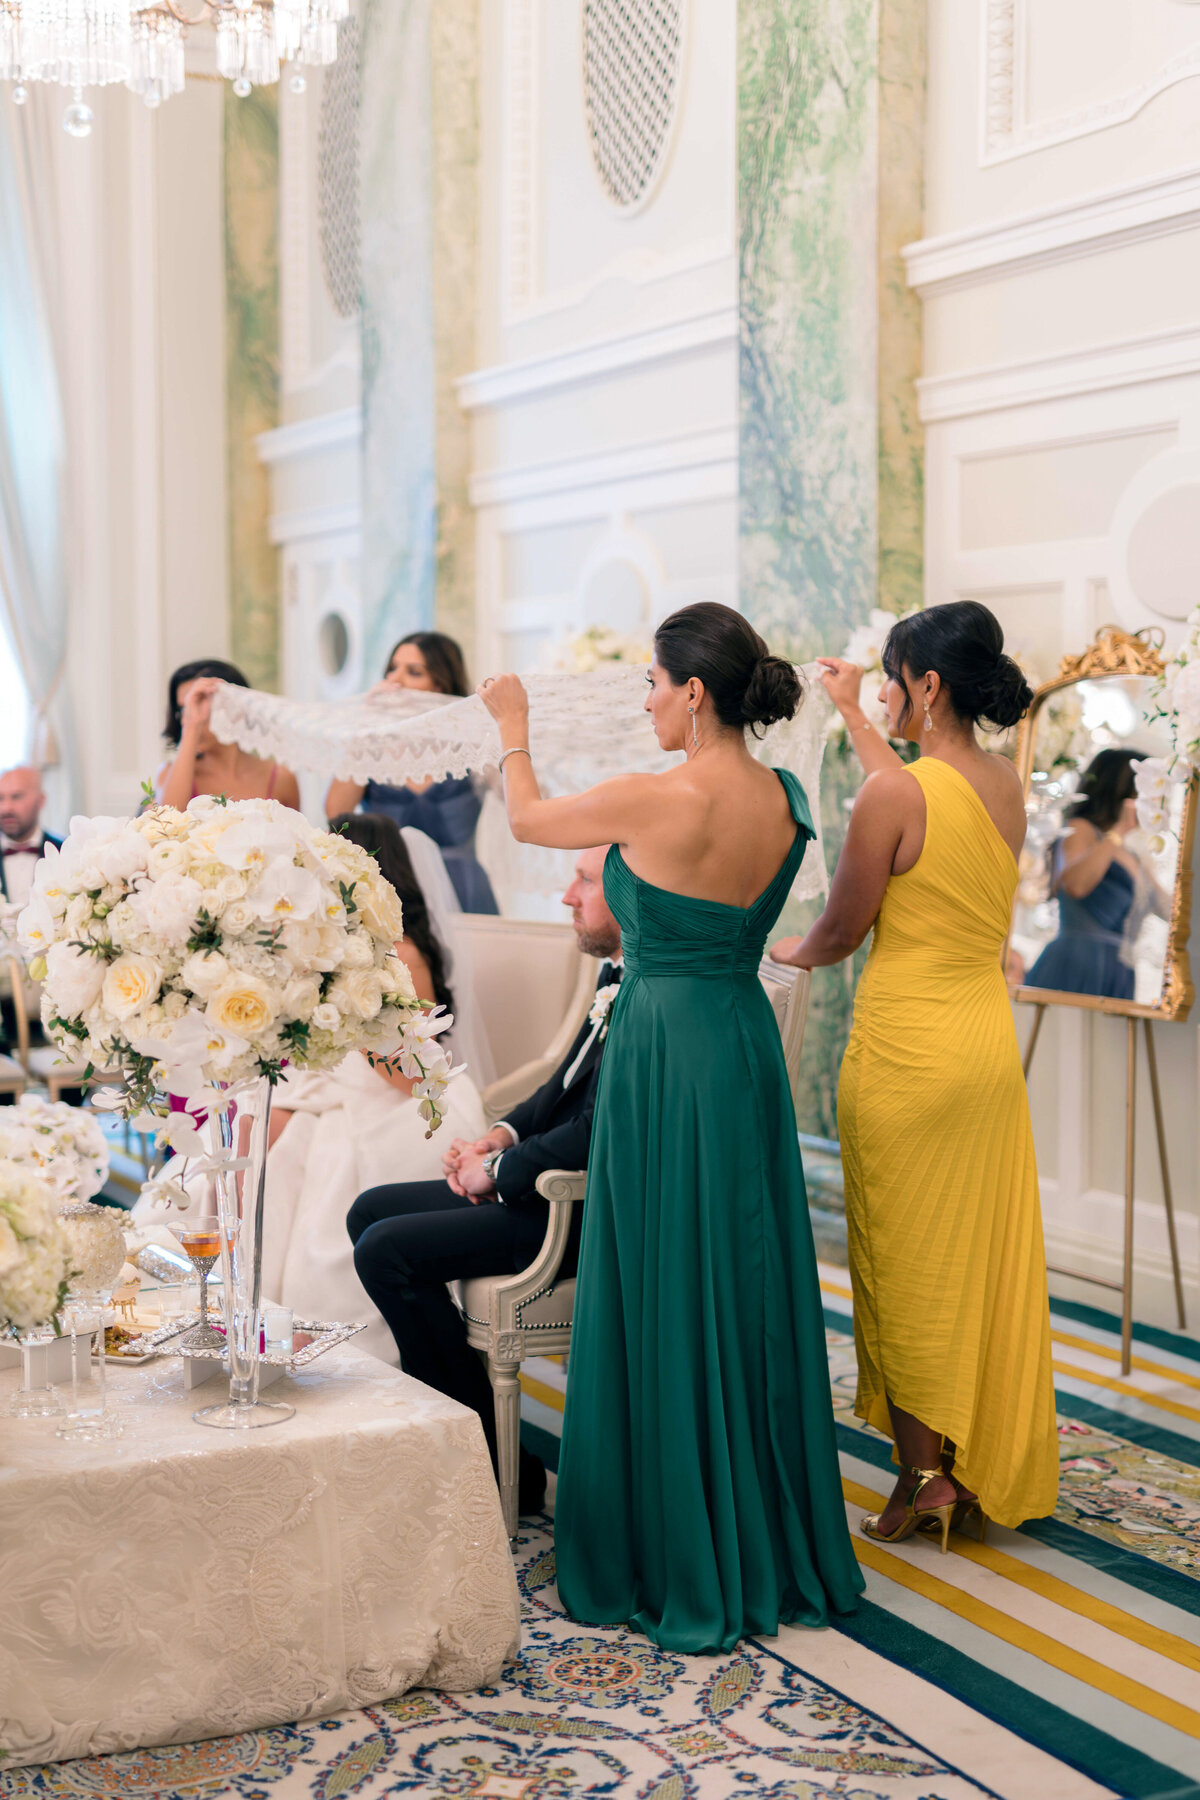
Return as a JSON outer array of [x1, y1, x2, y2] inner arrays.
[[207, 974, 278, 1038], [102, 953, 163, 1021]]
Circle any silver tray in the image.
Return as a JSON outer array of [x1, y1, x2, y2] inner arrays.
[[154, 1317, 367, 1368]]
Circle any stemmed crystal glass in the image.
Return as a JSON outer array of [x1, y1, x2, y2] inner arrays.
[[168, 1215, 231, 1353]]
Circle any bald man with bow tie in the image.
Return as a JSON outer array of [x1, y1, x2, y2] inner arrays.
[[0, 767, 60, 907]]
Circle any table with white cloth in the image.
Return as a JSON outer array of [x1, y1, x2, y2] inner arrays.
[[0, 1345, 521, 1766]]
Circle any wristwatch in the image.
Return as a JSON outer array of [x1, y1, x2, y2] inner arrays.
[[481, 1149, 504, 1180]]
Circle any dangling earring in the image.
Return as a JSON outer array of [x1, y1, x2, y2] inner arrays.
[[923, 701, 933, 733], [688, 705, 699, 749]]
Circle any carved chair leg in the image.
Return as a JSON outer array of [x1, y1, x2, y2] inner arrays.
[[491, 1358, 522, 1540]]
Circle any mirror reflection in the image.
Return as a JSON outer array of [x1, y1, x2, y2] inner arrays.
[[1008, 676, 1183, 1006]]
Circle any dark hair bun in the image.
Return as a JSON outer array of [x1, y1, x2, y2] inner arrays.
[[653, 601, 802, 739], [881, 600, 1032, 733], [741, 654, 803, 729], [977, 655, 1033, 731]]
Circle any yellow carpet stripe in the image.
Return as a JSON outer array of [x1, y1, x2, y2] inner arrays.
[[1053, 1358, 1200, 1425], [1052, 1327, 1200, 1394], [852, 1533, 1200, 1740], [519, 1372, 566, 1413], [820, 1277, 855, 1303], [842, 1477, 1200, 1677]]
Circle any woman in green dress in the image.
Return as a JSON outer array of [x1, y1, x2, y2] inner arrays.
[[477, 602, 862, 1653]]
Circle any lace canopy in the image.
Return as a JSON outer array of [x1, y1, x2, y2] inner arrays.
[[210, 666, 833, 905]]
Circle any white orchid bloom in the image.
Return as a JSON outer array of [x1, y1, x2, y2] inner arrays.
[[252, 860, 321, 923]]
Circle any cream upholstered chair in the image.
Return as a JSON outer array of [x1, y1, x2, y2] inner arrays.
[[448, 915, 588, 1098], [462, 955, 814, 1538]]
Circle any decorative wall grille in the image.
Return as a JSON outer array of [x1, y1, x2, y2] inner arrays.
[[317, 14, 361, 318], [583, 0, 682, 208]]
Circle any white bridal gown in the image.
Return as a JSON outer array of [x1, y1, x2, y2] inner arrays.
[[260, 1052, 487, 1363]]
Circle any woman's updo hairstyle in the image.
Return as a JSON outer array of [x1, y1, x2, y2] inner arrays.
[[881, 600, 1032, 733], [1069, 748, 1144, 834], [653, 601, 803, 738]]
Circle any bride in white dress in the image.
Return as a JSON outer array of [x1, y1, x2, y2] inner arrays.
[[260, 814, 486, 1361]]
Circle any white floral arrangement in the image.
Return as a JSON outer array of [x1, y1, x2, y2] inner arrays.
[[0, 1162, 70, 1333], [545, 625, 653, 673], [588, 982, 620, 1039], [1030, 686, 1092, 775], [1136, 610, 1200, 849], [0, 1095, 108, 1205], [17, 798, 453, 1159]]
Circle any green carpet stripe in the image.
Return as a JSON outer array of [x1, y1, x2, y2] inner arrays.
[[831, 1596, 1196, 1800], [1050, 1295, 1200, 1368], [1050, 1385, 1200, 1465], [834, 1419, 1200, 1620]]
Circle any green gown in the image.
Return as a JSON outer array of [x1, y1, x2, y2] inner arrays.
[[555, 769, 864, 1653]]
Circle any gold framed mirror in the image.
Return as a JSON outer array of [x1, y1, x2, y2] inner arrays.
[[1008, 626, 1197, 1022]]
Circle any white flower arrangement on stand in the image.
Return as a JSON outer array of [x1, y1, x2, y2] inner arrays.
[[0, 1095, 109, 1206], [1135, 610, 1200, 850], [0, 1164, 70, 1334], [17, 795, 455, 1429], [545, 625, 653, 673]]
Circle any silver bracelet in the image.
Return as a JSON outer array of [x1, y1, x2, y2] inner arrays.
[[498, 747, 532, 771]]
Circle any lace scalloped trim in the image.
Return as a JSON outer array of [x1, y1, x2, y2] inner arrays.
[[210, 667, 833, 903]]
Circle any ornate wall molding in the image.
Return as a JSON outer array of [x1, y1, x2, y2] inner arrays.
[[457, 304, 736, 410], [469, 425, 736, 511], [915, 322, 1200, 423], [905, 163, 1200, 298], [981, 0, 1200, 165]]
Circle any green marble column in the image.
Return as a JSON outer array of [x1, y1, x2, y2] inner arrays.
[[359, 0, 478, 677], [224, 88, 281, 691], [738, 0, 925, 1138]]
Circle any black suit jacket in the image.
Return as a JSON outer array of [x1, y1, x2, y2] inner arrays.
[[493, 960, 619, 1210], [0, 833, 62, 901]]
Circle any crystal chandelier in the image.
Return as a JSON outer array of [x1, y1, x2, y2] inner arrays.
[[1, 0, 348, 133]]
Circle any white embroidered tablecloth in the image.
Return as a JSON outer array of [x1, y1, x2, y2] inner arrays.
[[0, 1347, 521, 1765]]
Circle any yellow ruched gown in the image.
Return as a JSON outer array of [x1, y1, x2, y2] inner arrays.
[[839, 757, 1059, 1528]]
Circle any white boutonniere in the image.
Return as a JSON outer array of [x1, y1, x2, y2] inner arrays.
[[589, 983, 621, 1038]]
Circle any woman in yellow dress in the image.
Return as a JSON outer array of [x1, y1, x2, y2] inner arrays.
[[772, 600, 1058, 1546]]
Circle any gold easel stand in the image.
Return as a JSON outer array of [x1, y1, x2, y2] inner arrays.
[[1023, 1006, 1185, 1375]]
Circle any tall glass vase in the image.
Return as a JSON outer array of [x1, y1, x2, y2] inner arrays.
[[192, 1078, 294, 1431]]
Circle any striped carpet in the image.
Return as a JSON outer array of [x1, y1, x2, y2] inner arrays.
[[519, 1262, 1200, 1800]]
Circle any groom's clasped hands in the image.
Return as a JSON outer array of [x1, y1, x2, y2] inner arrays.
[[442, 1128, 513, 1203]]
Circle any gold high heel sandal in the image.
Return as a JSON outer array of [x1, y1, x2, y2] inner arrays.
[[919, 1497, 989, 1544], [860, 1464, 956, 1554]]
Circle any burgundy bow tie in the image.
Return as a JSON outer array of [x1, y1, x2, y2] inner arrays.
[[4, 844, 40, 855]]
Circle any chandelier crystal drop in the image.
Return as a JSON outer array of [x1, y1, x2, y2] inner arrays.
[[2, 0, 346, 128]]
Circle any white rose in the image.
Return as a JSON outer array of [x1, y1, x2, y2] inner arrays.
[[180, 949, 230, 998], [43, 941, 106, 1017], [127, 873, 204, 948], [90, 825, 151, 888], [282, 974, 321, 1018], [380, 954, 418, 1004], [340, 929, 375, 970], [146, 840, 191, 880], [206, 974, 278, 1040], [355, 874, 404, 944], [329, 969, 384, 1020], [311, 1001, 340, 1033], [102, 953, 163, 1021], [220, 899, 258, 937]]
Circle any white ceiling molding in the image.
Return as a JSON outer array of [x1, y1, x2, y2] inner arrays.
[[469, 427, 736, 511], [916, 323, 1200, 423], [904, 164, 1200, 297], [457, 305, 736, 410], [982, 0, 1200, 165]]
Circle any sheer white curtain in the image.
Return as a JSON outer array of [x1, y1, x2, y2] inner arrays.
[[0, 96, 73, 795]]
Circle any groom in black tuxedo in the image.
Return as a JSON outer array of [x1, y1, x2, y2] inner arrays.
[[347, 843, 621, 1514], [0, 766, 61, 905]]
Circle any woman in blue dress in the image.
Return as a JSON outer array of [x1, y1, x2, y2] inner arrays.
[[1027, 749, 1150, 1001], [325, 632, 498, 914]]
